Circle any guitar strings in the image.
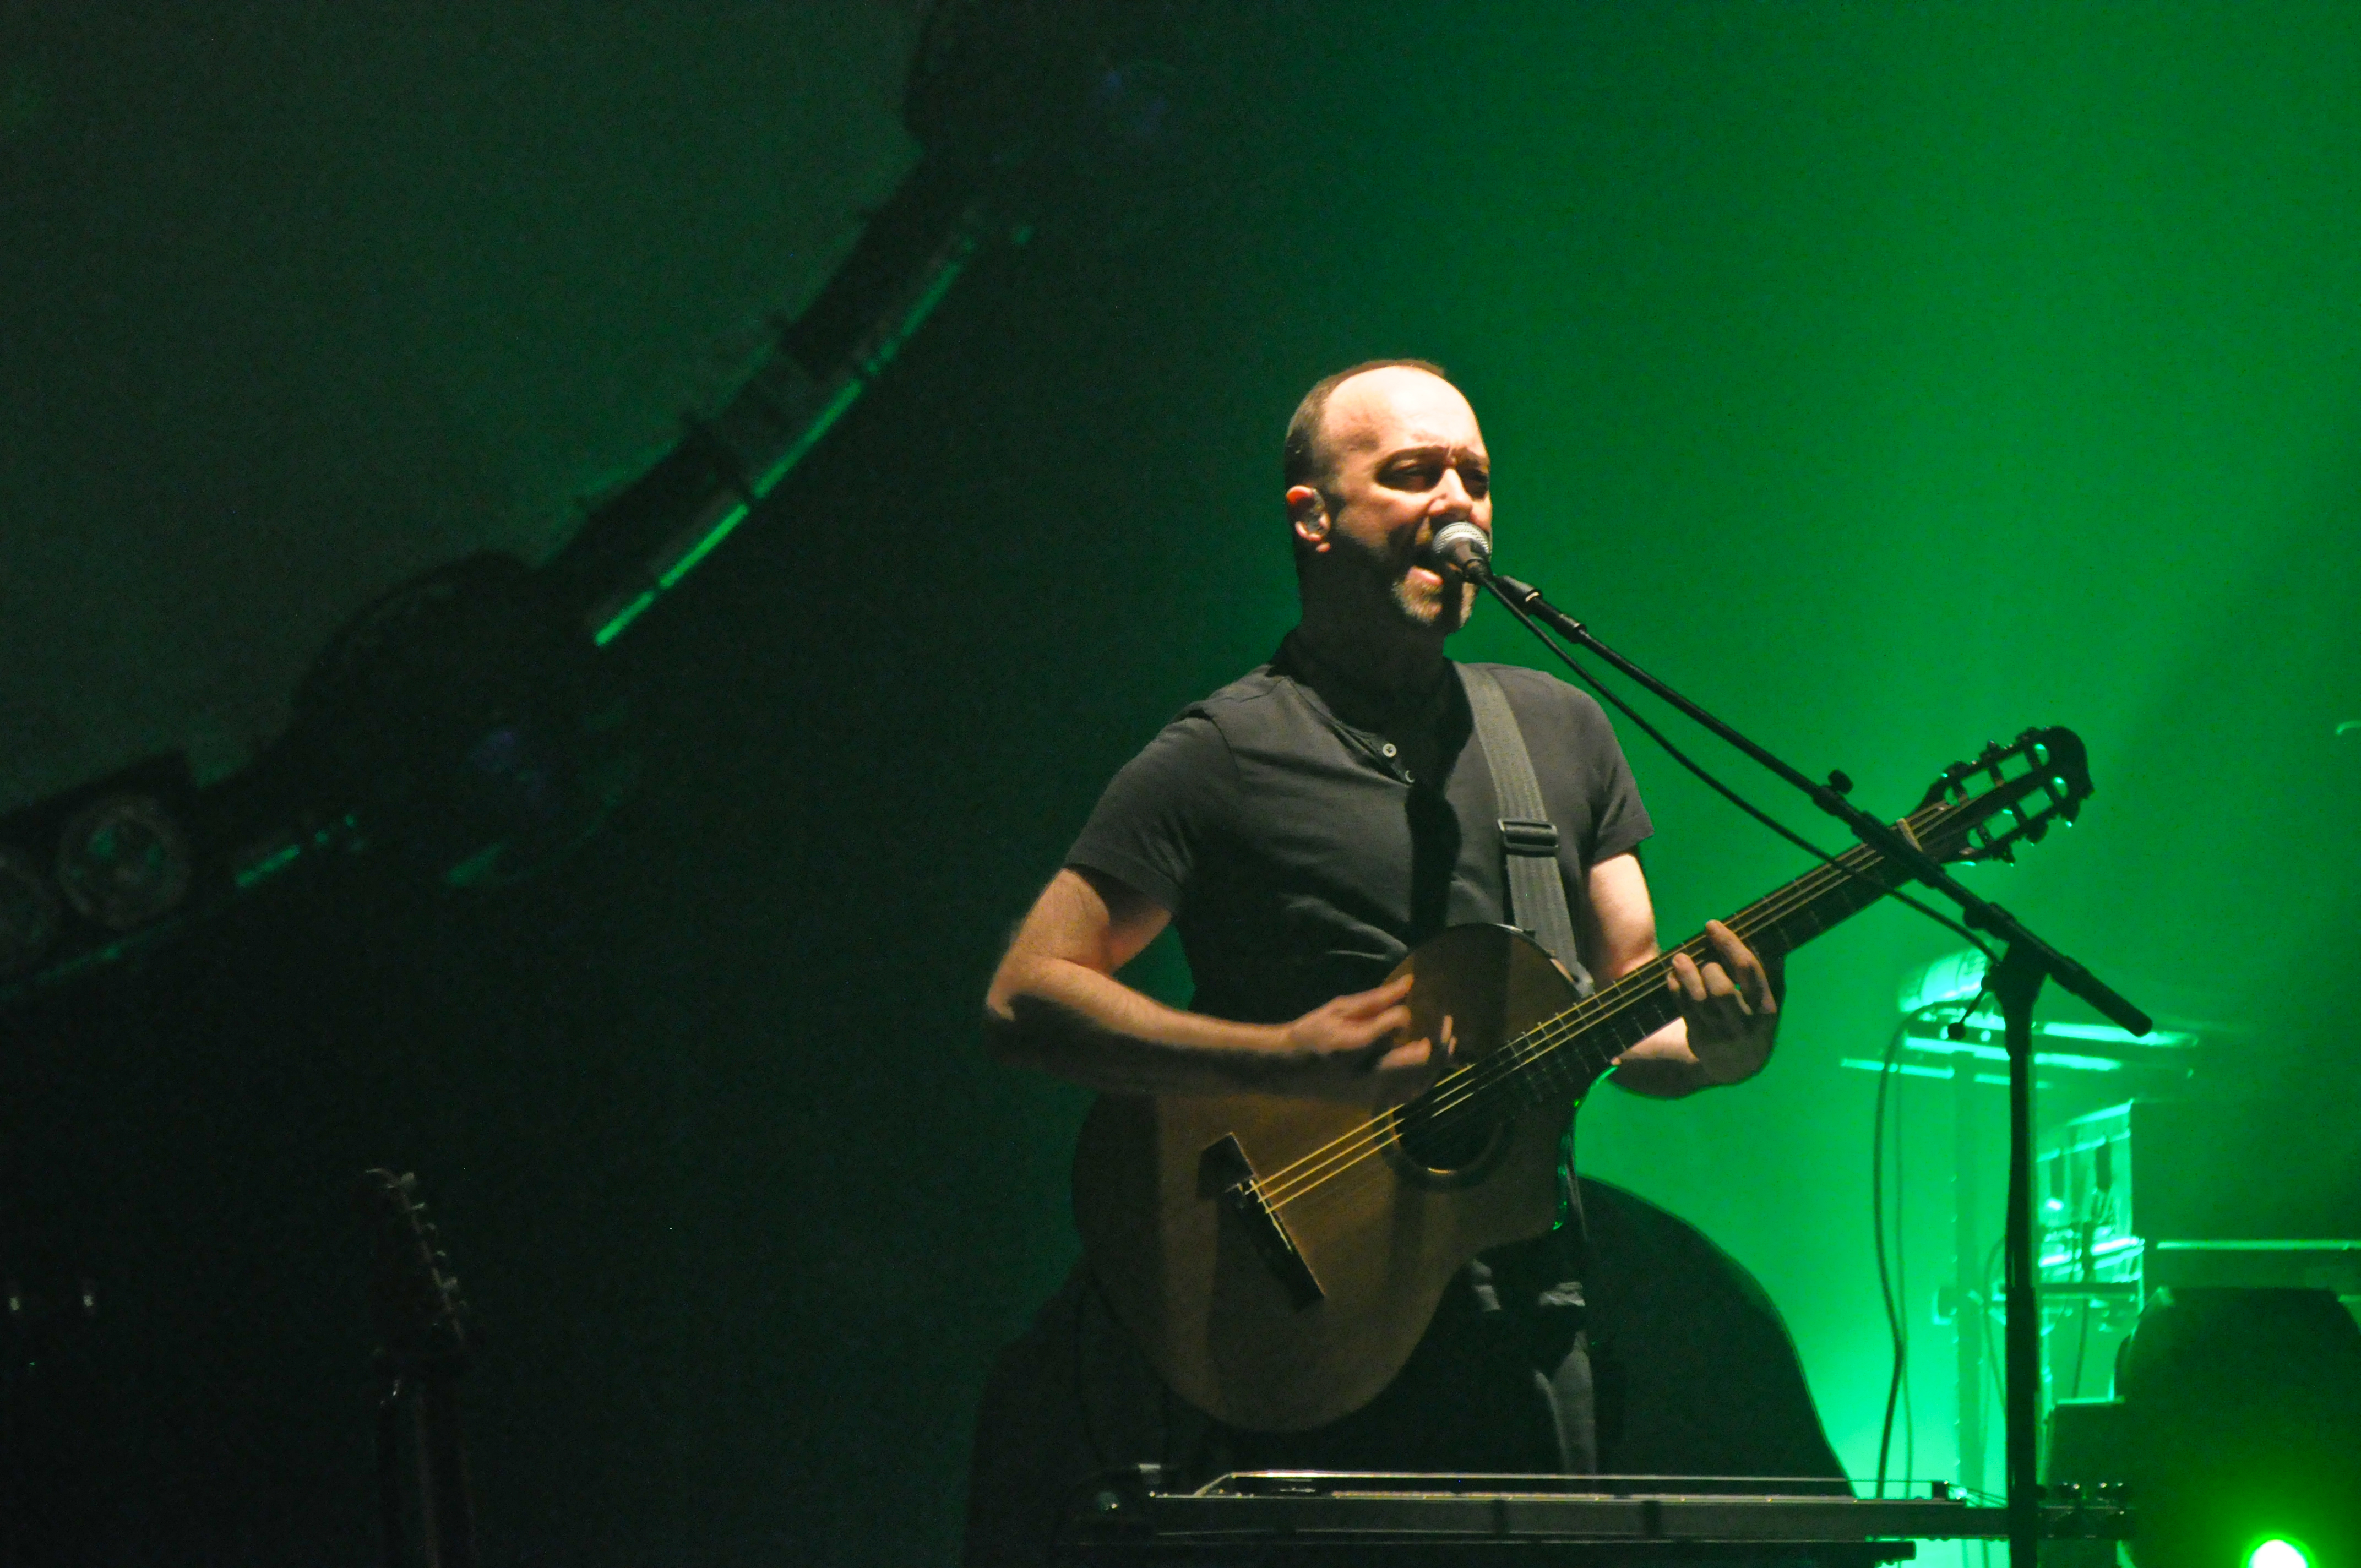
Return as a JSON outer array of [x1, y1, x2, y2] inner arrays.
[[1331, 782, 1971, 1149], [1256, 807, 1929, 1210], [1256, 910, 1758, 1211], [1250, 793, 1962, 1213], [1255, 788, 1967, 1211], [1255, 830, 1896, 1212], [1254, 930, 1724, 1218]]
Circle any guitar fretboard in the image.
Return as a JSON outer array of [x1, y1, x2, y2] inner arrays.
[[1462, 795, 1961, 1114]]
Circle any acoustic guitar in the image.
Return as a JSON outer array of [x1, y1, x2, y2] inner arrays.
[[1073, 727, 2092, 1431]]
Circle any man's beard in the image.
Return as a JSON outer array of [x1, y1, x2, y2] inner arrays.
[[1318, 528, 1478, 634], [1388, 563, 1478, 633]]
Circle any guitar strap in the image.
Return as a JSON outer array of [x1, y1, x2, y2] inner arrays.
[[1459, 664, 1593, 999], [1459, 665, 1596, 1442]]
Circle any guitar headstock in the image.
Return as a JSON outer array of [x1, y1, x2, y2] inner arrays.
[[1914, 727, 2091, 865], [363, 1168, 469, 1374]]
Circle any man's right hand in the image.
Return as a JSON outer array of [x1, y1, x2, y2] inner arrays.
[[1274, 974, 1454, 1105], [989, 869, 1456, 1102]]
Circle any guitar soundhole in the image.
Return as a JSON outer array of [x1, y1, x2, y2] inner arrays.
[[1388, 1099, 1505, 1183]]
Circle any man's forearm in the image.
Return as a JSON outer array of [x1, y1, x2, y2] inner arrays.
[[984, 956, 1291, 1096]]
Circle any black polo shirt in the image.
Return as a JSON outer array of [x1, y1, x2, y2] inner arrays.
[[1068, 639, 1653, 1025]]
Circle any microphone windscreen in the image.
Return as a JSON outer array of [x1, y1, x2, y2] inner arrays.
[[1428, 521, 1492, 573]]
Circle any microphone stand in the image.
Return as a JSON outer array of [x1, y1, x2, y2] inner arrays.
[[1477, 568, 2151, 1568]]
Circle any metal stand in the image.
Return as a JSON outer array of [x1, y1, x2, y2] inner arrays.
[[1990, 945, 2049, 1568], [1474, 569, 2153, 1568], [1951, 1057, 1984, 1507]]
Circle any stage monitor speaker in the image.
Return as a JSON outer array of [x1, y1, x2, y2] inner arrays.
[[2076, 1287, 2361, 1568]]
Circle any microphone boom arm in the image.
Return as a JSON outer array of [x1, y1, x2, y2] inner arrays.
[[1473, 564, 2150, 1568]]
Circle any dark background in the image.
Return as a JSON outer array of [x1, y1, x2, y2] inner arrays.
[[3, 4, 2358, 1564]]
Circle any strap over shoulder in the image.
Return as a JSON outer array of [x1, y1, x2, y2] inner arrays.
[[1458, 664, 1592, 997]]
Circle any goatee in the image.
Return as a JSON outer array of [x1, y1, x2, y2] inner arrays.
[[1389, 571, 1477, 633]]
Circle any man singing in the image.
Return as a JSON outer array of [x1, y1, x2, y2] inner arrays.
[[972, 362, 1785, 1552]]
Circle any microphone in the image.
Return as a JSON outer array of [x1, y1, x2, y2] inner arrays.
[[1426, 520, 1493, 579]]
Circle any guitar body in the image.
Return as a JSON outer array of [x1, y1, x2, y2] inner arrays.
[[1072, 924, 1585, 1431]]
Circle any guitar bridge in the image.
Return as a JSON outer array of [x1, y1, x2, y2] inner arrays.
[[1200, 1134, 1324, 1310]]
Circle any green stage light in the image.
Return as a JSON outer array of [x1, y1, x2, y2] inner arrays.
[[2248, 1540, 2310, 1568]]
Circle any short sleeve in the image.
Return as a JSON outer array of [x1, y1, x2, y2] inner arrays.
[[1489, 663, 1653, 873], [1579, 696, 1652, 865], [1064, 712, 1237, 916]]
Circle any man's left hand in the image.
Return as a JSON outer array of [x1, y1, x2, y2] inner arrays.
[[1666, 918, 1781, 1085]]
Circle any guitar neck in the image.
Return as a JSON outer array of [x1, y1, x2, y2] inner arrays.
[[414, 1376, 478, 1568], [1510, 798, 1949, 1100]]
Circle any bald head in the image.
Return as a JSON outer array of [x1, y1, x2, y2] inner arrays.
[[1314, 367, 1481, 488], [1283, 361, 1492, 635], [1282, 358, 1455, 493]]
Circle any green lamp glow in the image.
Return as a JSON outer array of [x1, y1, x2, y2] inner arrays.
[[2246, 1539, 2310, 1568]]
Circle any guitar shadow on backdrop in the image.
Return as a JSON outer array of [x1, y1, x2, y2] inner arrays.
[[964, 1176, 1846, 1566]]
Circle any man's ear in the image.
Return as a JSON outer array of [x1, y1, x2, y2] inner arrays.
[[1287, 483, 1328, 548]]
